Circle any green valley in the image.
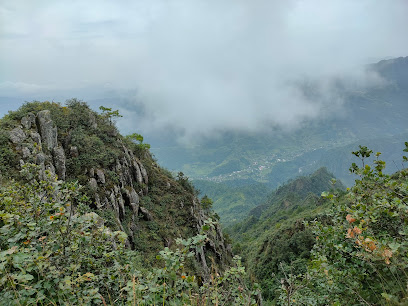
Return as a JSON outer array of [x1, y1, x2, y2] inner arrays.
[[151, 57, 408, 224]]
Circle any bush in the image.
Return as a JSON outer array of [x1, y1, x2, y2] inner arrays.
[[0, 164, 135, 304], [278, 144, 408, 304], [0, 163, 260, 305]]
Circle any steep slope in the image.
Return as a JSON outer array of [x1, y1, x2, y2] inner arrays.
[[0, 100, 232, 278], [226, 168, 345, 301]]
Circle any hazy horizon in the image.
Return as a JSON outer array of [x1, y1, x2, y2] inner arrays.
[[1, 0, 408, 142]]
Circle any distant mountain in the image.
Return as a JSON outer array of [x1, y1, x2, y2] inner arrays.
[[372, 56, 408, 87], [151, 56, 408, 224], [249, 167, 344, 219]]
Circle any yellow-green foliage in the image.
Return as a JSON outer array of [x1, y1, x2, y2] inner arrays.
[[0, 164, 260, 305], [278, 145, 408, 305]]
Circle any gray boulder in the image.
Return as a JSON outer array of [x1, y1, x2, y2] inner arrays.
[[21, 113, 36, 129], [96, 169, 105, 184], [89, 178, 98, 190], [22, 147, 31, 158], [30, 132, 42, 146], [139, 207, 153, 221], [37, 110, 58, 151], [53, 146, 66, 180], [9, 128, 26, 144]]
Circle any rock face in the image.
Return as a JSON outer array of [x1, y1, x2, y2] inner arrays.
[[9, 111, 65, 181], [9, 128, 26, 144], [21, 113, 36, 129], [5, 104, 232, 280], [96, 169, 105, 184], [53, 146, 66, 180], [37, 110, 58, 151]]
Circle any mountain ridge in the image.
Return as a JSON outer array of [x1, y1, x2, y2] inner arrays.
[[0, 100, 232, 279]]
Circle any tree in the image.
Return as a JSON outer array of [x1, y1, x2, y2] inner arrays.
[[201, 195, 213, 209], [99, 105, 122, 123]]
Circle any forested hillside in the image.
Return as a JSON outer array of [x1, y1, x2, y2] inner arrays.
[[227, 145, 408, 304], [226, 168, 344, 301], [0, 101, 259, 305]]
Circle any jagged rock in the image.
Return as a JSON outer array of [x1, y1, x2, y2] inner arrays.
[[3, 103, 233, 278], [115, 158, 132, 188], [115, 159, 122, 172], [30, 132, 42, 146], [124, 188, 140, 216], [132, 161, 142, 184], [36, 153, 46, 165], [70, 146, 78, 157], [96, 169, 105, 184], [22, 147, 31, 158], [114, 185, 120, 194], [37, 110, 58, 151], [118, 196, 125, 221], [89, 178, 98, 190], [21, 113, 36, 129], [102, 197, 110, 210], [139, 207, 153, 221], [95, 193, 102, 209], [9, 127, 26, 144], [139, 162, 148, 185], [128, 188, 140, 205], [53, 146, 66, 180], [110, 192, 121, 219]]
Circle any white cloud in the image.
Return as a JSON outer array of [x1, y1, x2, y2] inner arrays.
[[1, 0, 407, 141]]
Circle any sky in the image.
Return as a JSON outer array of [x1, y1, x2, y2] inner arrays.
[[1, 0, 408, 142]]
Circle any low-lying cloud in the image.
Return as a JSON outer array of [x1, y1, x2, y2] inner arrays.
[[1, 0, 407, 142]]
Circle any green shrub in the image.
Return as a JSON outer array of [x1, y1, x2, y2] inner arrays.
[[0, 163, 259, 305], [278, 144, 408, 305]]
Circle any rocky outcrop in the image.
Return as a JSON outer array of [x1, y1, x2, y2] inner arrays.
[[5, 104, 231, 280], [189, 198, 232, 280], [9, 127, 26, 144], [21, 113, 36, 129], [139, 207, 153, 221], [89, 178, 98, 190], [53, 146, 66, 180], [37, 110, 58, 151], [30, 132, 41, 146], [9, 110, 65, 181], [96, 169, 105, 184]]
